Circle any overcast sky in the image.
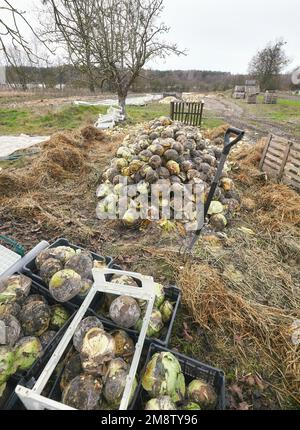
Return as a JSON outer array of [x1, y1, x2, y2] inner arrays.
[[3, 0, 300, 74]]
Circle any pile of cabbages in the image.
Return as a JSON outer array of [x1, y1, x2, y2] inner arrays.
[[142, 351, 217, 410], [0, 274, 71, 398], [34, 246, 108, 303], [57, 317, 137, 410], [97, 117, 240, 231]]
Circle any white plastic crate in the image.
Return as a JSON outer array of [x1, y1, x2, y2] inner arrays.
[[0, 241, 49, 279], [16, 268, 156, 410], [0, 245, 21, 276]]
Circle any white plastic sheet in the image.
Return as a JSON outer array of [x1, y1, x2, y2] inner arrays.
[[0, 135, 50, 158], [74, 93, 163, 107]]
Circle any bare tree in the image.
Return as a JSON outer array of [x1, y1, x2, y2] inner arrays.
[[42, 0, 183, 114], [40, 0, 97, 92], [0, 0, 48, 63], [6, 45, 31, 90], [249, 39, 290, 91]]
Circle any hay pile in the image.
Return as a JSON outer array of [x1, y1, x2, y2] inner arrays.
[[80, 126, 106, 142], [255, 184, 300, 231], [204, 124, 229, 141], [0, 172, 27, 197], [159, 96, 180, 104], [177, 262, 300, 405], [182, 93, 204, 103], [0, 127, 108, 242], [0, 127, 106, 191], [231, 138, 267, 185]]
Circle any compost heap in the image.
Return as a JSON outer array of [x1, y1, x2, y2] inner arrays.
[[96, 117, 239, 231]]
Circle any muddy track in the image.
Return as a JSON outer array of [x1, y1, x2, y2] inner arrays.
[[203, 95, 298, 141]]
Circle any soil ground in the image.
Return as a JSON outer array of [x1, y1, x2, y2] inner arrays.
[[203, 93, 300, 141]]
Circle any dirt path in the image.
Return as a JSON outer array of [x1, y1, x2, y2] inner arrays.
[[203, 94, 298, 141]]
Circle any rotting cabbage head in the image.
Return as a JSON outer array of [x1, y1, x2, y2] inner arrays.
[[0, 314, 22, 347], [39, 330, 57, 349], [50, 305, 70, 331], [60, 353, 83, 392], [187, 379, 217, 409], [111, 330, 135, 362], [103, 369, 137, 408], [15, 337, 43, 371], [0, 346, 17, 386], [78, 279, 93, 299], [0, 275, 31, 305], [73, 317, 104, 352], [147, 309, 164, 338], [20, 301, 51, 336], [181, 401, 201, 410], [49, 269, 82, 303], [142, 352, 185, 402], [105, 358, 129, 380], [62, 374, 103, 410], [81, 328, 115, 375], [109, 296, 141, 329], [36, 247, 76, 269], [159, 300, 174, 324], [153, 283, 165, 308], [39, 258, 63, 284], [145, 396, 177, 410], [65, 251, 93, 280]]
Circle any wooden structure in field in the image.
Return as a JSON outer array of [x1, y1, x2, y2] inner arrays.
[[264, 91, 277, 104], [260, 134, 300, 191], [246, 93, 257, 104], [170, 101, 204, 127]]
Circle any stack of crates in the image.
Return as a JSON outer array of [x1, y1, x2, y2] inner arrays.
[[1, 238, 225, 411]]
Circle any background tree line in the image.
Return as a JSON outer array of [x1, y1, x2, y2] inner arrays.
[[5, 64, 295, 93]]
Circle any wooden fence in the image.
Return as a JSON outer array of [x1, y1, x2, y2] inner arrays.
[[170, 101, 204, 127], [260, 134, 300, 191]]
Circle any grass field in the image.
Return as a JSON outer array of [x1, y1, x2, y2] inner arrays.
[[236, 96, 300, 123], [0, 102, 224, 135]]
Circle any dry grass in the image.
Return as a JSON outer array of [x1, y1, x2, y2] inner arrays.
[[231, 138, 267, 185], [255, 184, 300, 231], [0, 127, 114, 243], [203, 123, 229, 140], [80, 126, 106, 142], [177, 263, 300, 405], [0, 171, 28, 196]]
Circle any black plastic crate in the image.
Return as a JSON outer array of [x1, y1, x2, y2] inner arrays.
[[89, 274, 181, 347], [0, 376, 26, 410], [0, 277, 77, 410], [18, 309, 148, 410], [23, 238, 114, 306], [131, 343, 225, 410]]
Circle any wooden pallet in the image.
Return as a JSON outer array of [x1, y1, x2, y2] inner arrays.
[[170, 101, 204, 127], [246, 93, 257, 104], [260, 135, 300, 190], [264, 92, 277, 104]]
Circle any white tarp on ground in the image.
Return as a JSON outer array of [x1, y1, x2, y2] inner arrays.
[[0, 135, 50, 159], [94, 106, 125, 129], [74, 93, 163, 107]]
